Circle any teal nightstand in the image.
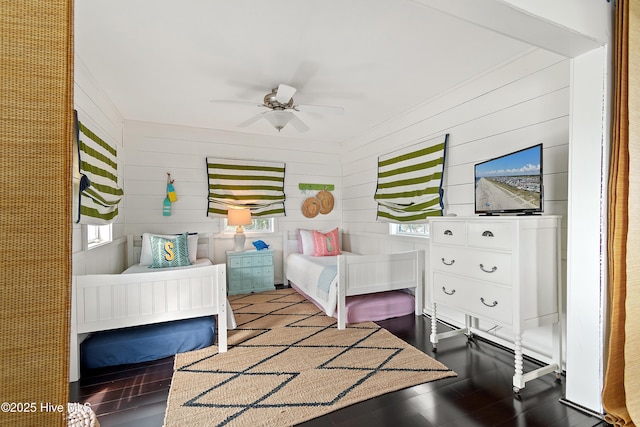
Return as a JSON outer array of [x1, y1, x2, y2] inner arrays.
[[226, 249, 275, 295]]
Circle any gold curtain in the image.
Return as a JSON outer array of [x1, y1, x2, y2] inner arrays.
[[0, 1, 73, 427], [603, 0, 640, 425]]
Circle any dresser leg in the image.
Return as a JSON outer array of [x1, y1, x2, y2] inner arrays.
[[430, 303, 438, 352], [513, 333, 525, 391]]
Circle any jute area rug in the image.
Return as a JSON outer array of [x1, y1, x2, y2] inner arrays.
[[164, 288, 455, 427]]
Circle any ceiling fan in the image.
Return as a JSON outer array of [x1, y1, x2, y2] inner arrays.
[[211, 84, 344, 132]]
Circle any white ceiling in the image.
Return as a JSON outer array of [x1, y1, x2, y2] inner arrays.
[[75, 0, 533, 144]]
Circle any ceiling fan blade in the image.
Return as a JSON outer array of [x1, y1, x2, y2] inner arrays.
[[294, 104, 344, 115], [237, 111, 269, 128], [210, 99, 265, 108], [288, 114, 310, 133], [275, 84, 297, 104]]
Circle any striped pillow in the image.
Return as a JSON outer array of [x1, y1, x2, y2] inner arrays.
[[149, 233, 191, 268], [312, 228, 341, 257]]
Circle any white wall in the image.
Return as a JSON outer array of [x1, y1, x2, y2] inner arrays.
[[73, 58, 126, 275], [122, 121, 342, 280], [341, 47, 570, 363]]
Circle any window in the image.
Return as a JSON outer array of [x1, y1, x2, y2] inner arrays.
[[389, 222, 429, 238], [224, 218, 275, 234], [87, 224, 112, 249]]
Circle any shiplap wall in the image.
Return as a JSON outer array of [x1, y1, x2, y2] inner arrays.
[[73, 58, 127, 275], [341, 48, 570, 364], [122, 121, 342, 280]]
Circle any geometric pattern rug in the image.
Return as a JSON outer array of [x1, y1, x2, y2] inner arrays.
[[164, 288, 456, 427]]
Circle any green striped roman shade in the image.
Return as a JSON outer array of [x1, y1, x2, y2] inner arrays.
[[207, 158, 286, 218], [76, 115, 124, 224], [374, 134, 448, 222]]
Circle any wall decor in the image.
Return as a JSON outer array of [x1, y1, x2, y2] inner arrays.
[[298, 183, 334, 192], [301, 197, 321, 218], [316, 190, 334, 214], [167, 173, 177, 202]]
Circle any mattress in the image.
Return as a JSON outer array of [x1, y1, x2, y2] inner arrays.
[[81, 315, 216, 369]]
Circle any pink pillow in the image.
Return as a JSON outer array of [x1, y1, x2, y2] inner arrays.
[[312, 228, 341, 256]]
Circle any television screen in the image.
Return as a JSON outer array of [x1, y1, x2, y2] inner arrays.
[[474, 143, 543, 215]]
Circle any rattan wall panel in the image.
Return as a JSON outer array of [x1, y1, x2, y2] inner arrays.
[[0, 1, 73, 426]]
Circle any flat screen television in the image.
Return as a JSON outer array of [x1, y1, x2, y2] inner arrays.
[[474, 143, 543, 215]]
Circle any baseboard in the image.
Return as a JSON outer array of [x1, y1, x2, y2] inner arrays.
[[558, 398, 606, 420]]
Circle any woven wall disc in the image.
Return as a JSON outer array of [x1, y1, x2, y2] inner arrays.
[[316, 190, 334, 214], [301, 197, 321, 218]]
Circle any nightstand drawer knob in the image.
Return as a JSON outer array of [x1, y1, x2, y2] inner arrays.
[[441, 258, 455, 266], [480, 297, 498, 308], [444, 229, 453, 235], [482, 230, 494, 237], [479, 264, 497, 273]]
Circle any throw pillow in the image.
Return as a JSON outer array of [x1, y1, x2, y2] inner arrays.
[[312, 228, 341, 256], [149, 232, 192, 268]]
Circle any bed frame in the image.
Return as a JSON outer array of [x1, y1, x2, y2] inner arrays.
[[70, 233, 228, 382], [283, 234, 424, 329]]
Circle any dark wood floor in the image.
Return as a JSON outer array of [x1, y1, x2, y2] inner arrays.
[[69, 313, 609, 427]]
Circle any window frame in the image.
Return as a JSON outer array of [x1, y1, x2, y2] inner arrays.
[[388, 222, 430, 238], [86, 224, 112, 249], [222, 217, 276, 235]]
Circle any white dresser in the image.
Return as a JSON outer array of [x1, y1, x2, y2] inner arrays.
[[428, 215, 562, 392]]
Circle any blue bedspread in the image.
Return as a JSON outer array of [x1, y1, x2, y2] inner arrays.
[[81, 316, 216, 369]]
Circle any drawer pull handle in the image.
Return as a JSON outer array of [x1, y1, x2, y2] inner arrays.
[[442, 286, 456, 296], [444, 229, 453, 236], [479, 264, 497, 273], [482, 230, 494, 237], [441, 258, 455, 266], [480, 297, 498, 308]]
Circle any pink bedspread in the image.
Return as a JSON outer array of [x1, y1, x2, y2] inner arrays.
[[291, 284, 414, 324]]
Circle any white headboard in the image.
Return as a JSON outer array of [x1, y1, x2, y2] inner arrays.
[[126, 233, 215, 267]]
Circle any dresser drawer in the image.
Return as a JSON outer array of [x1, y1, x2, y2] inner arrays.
[[432, 273, 512, 326], [431, 221, 466, 246], [431, 246, 512, 286], [467, 221, 512, 250], [466, 250, 512, 285]]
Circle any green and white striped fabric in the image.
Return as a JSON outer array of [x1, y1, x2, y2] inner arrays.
[[207, 158, 286, 218], [374, 134, 448, 222], [77, 119, 123, 224]]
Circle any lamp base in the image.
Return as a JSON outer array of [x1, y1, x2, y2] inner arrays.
[[233, 231, 246, 252]]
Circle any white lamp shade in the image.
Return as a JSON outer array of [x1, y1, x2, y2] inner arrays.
[[227, 208, 252, 226], [265, 110, 293, 131]]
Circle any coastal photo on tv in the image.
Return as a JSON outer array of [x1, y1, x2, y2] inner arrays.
[[474, 143, 543, 214]]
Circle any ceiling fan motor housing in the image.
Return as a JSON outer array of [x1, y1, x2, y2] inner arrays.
[[264, 89, 295, 110]]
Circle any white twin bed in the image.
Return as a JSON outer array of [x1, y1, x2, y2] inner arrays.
[[70, 233, 232, 382], [283, 229, 424, 329]]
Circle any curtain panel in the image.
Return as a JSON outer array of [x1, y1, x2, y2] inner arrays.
[[206, 158, 286, 218], [76, 115, 124, 224], [603, 0, 640, 425], [374, 134, 448, 222]]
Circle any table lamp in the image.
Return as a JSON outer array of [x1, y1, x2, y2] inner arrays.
[[227, 208, 252, 251]]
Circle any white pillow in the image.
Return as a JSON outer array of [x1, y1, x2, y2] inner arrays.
[[139, 233, 199, 265], [297, 229, 315, 255]]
